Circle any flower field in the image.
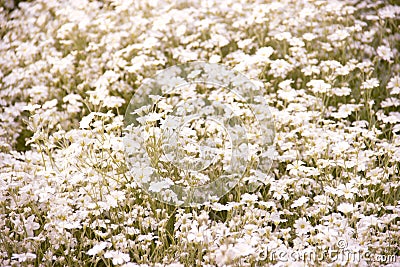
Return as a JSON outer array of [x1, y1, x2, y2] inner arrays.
[[1, 0, 399, 266]]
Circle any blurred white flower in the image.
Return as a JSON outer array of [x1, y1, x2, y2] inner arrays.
[[328, 29, 349, 42], [209, 55, 221, 63], [104, 251, 130, 265], [148, 179, 174, 193], [23, 104, 41, 112], [11, 253, 37, 263], [187, 224, 210, 243], [211, 34, 229, 47], [241, 193, 258, 204], [332, 104, 358, 119], [307, 79, 331, 94], [87, 242, 109, 256], [361, 78, 379, 89], [270, 59, 293, 78], [291, 196, 309, 209], [377, 45, 393, 61], [387, 76, 400, 95], [80, 113, 95, 129], [255, 46, 274, 60], [332, 141, 350, 155], [132, 164, 154, 184], [337, 203, 355, 214], [332, 86, 351, 96], [24, 215, 40, 237], [303, 33, 316, 41]]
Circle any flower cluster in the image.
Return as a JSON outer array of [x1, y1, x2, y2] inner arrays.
[[0, 0, 399, 266], [123, 63, 274, 206]]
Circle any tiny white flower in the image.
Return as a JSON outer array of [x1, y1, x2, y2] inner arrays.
[[303, 32, 316, 41], [307, 79, 331, 94], [24, 215, 40, 237], [361, 78, 379, 89], [337, 203, 355, 214], [149, 179, 174, 193], [294, 218, 312, 235], [377, 45, 393, 61], [291, 196, 309, 208], [387, 76, 400, 95], [255, 46, 274, 60], [23, 104, 41, 112], [209, 55, 221, 63], [87, 242, 109, 256], [12, 253, 37, 263], [241, 193, 258, 203], [80, 113, 95, 129], [104, 251, 130, 265]]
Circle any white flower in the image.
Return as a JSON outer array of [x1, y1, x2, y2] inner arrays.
[[332, 104, 358, 119], [387, 76, 400, 95], [157, 100, 173, 112], [24, 215, 40, 237], [209, 55, 221, 63], [241, 193, 258, 204], [148, 179, 174, 193], [294, 218, 312, 235], [337, 183, 358, 200], [23, 104, 41, 112], [176, 25, 186, 37], [237, 38, 253, 49], [80, 113, 95, 129], [303, 33, 316, 41], [291, 196, 309, 208], [214, 244, 241, 266], [255, 46, 274, 60], [332, 87, 351, 96], [11, 253, 37, 263], [377, 45, 393, 61], [161, 189, 180, 203], [137, 112, 163, 124], [104, 251, 130, 265], [361, 78, 379, 89], [337, 203, 355, 214], [234, 242, 255, 257], [87, 242, 109, 256], [327, 29, 349, 41], [142, 36, 159, 49], [187, 225, 210, 243], [274, 31, 292, 41], [307, 79, 331, 94], [211, 33, 229, 47], [286, 160, 305, 176], [270, 59, 293, 78], [42, 99, 58, 109], [160, 116, 180, 130], [132, 164, 154, 184], [332, 141, 350, 154], [123, 134, 141, 155]]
